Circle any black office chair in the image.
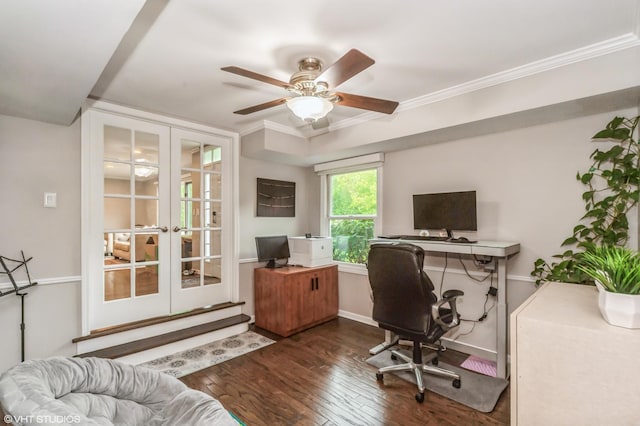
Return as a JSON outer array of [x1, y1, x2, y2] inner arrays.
[[367, 243, 464, 403]]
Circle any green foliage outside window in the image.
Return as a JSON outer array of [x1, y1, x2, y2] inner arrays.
[[330, 169, 377, 264]]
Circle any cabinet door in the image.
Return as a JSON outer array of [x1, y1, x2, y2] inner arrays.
[[290, 270, 317, 330], [314, 266, 339, 321]]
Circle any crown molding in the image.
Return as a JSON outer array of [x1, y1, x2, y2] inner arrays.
[[399, 33, 640, 112], [244, 34, 640, 140], [321, 33, 640, 135]]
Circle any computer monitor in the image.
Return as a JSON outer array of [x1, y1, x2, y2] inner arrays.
[[412, 190, 477, 237], [255, 235, 290, 268]]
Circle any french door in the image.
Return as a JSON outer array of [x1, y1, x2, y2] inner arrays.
[[170, 128, 233, 312], [83, 108, 235, 331]]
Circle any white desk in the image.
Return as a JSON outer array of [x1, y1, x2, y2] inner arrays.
[[368, 238, 520, 379]]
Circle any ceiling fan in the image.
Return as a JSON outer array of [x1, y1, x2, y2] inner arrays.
[[221, 49, 399, 124]]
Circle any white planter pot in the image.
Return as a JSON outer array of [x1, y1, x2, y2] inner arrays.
[[595, 281, 640, 329]]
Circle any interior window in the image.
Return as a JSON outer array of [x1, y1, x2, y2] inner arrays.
[[329, 168, 378, 264]]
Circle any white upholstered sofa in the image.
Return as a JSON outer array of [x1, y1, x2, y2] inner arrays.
[[112, 233, 153, 262]]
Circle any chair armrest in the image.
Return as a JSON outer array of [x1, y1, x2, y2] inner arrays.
[[431, 289, 464, 330]]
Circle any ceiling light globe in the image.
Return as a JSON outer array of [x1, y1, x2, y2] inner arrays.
[[286, 96, 333, 122]]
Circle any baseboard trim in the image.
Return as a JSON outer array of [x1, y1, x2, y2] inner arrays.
[[339, 310, 502, 362], [338, 310, 377, 327]]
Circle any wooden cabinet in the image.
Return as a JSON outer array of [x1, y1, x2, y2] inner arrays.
[[254, 265, 338, 337]]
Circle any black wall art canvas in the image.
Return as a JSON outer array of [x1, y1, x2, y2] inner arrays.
[[256, 178, 296, 217]]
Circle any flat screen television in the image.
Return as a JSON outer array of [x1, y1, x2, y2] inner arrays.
[[412, 190, 477, 237], [255, 235, 290, 268]]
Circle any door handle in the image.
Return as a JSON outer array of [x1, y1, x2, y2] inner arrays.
[[311, 278, 314, 291], [314, 277, 319, 290], [148, 226, 168, 232], [173, 226, 186, 232]]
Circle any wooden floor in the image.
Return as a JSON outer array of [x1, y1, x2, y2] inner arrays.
[[180, 317, 510, 425]]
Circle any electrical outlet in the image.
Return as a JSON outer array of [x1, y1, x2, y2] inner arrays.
[[44, 192, 57, 208], [483, 258, 496, 271]]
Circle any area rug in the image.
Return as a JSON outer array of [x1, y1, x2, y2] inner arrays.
[[367, 348, 508, 413], [460, 354, 497, 377], [139, 331, 275, 378]]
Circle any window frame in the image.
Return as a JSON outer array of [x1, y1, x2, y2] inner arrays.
[[317, 154, 383, 272]]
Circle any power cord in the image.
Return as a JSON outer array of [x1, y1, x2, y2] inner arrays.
[[454, 273, 497, 341], [438, 252, 448, 299], [458, 254, 492, 283]]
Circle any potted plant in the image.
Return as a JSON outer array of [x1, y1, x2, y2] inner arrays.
[[578, 245, 640, 328]]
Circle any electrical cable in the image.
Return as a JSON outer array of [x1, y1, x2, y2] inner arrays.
[[454, 273, 497, 341], [438, 252, 448, 299], [458, 254, 492, 283]]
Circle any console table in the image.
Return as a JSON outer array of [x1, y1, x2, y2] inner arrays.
[[368, 238, 520, 379], [511, 282, 640, 424]]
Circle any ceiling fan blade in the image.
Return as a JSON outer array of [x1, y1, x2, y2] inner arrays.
[[233, 98, 288, 115], [311, 117, 330, 130], [221, 66, 292, 89], [315, 49, 375, 88], [334, 92, 399, 114]]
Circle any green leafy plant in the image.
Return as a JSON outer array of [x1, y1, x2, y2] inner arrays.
[[531, 115, 640, 285], [577, 245, 640, 294]]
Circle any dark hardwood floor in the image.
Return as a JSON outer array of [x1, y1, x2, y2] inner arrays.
[[180, 317, 510, 425]]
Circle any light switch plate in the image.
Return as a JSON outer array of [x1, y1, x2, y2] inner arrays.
[[44, 192, 57, 208]]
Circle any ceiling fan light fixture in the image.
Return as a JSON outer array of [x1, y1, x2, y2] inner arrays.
[[134, 166, 154, 178], [286, 96, 333, 122]]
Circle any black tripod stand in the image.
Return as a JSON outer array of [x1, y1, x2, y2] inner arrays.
[[0, 251, 38, 362]]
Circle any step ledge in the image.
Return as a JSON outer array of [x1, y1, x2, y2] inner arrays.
[[73, 301, 246, 343], [76, 305, 245, 354], [116, 322, 250, 365], [77, 314, 251, 359]]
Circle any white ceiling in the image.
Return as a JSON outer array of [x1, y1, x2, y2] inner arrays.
[[2, 0, 639, 136]]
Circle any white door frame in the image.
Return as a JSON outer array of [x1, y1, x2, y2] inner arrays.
[[80, 100, 240, 335]]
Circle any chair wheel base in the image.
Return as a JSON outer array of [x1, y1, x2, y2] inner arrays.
[[376, 373, 384, 382], [453, 378, 461, 388], [415, 392, 424, 403]]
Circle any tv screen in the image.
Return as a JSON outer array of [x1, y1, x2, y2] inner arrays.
[[255, 235, 290, 268], [413, 190, 477, 236]]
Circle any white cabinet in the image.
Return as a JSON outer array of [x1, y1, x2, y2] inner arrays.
[[510, 282, 640, 425]]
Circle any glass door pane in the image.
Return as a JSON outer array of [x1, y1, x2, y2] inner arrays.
[[89, 110, 170, 331], [171, 129, 231, 312]]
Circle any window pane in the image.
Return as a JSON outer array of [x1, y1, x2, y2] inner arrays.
[[104, 126, 131, 161], [330, 219, 374, 264], [330, 169, 377, 216], [104, 162, 131, 194], [134, 131, 159, 164]]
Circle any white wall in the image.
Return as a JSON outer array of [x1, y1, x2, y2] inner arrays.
[[237, 155, 320, 317], [0, 114, 82, 372], [337, 108, 639, 354]]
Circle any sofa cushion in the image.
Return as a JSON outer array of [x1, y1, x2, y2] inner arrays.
[[113, 242, 130, 252]]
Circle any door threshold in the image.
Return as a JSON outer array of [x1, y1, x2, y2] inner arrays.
[[73, 301, 245, 343]]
